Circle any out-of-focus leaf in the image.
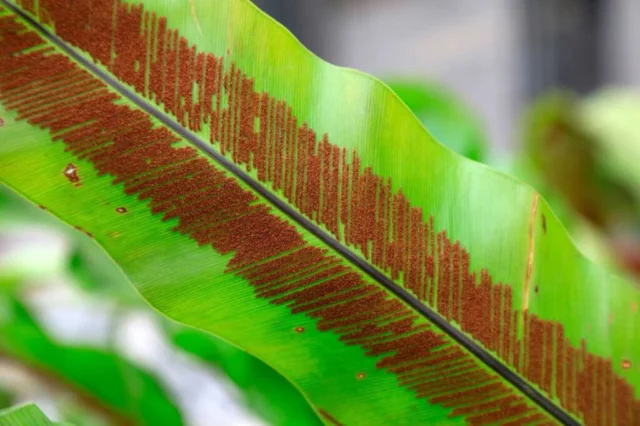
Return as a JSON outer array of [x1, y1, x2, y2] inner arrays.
[[0, 403, 65, 426], [55, 403, 109, 426], [387, 81, 487, 162], [523, 90, 640, 277], [523, 92, 635, 229], [0, 389, 12, 411], [0, 294, 182, 426], [172, 328, 321, 426], [581, 89, 640, 209]]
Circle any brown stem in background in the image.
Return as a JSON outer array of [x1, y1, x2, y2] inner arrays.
[[0, 351, 135, 426]]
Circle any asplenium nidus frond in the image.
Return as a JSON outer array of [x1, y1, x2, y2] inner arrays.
[[1, 0, 638, 424]]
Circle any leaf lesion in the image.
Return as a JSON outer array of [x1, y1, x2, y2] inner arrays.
[[523, 193, 539, 312], [63, 163, 81, 186]]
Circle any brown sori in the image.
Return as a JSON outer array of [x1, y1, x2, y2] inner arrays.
[[0, 11, 557, 425], [3, 0, 640, 423]]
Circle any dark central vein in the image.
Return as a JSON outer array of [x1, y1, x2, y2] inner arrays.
[[1, 1, 576, 423]]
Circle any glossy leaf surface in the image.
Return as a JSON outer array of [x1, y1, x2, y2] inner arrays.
[[0, 0, 639, 424]]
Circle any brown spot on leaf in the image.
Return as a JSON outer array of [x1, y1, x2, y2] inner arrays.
[[622, 360, 632, 369], [116, 207, 127, 214], [63, 163, 81, 186], [356, 372, 366, 380], [318, 410, 344, 426], [523, 195, 540, 311], [74, 226, 93, 238], [541, 214, 547, 234], [294, 326, 304, 333], [189, 0, 202, 35]]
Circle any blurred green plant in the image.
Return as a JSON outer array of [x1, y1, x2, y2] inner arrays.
[[170, 328, 320, 426], [521, 89, 640, 279], [0, 294, 182, 426], [387, 80, 488, 162]]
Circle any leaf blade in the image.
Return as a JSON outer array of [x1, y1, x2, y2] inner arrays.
[[0, 403, 65, 426], [1, 0, 638, 424]]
